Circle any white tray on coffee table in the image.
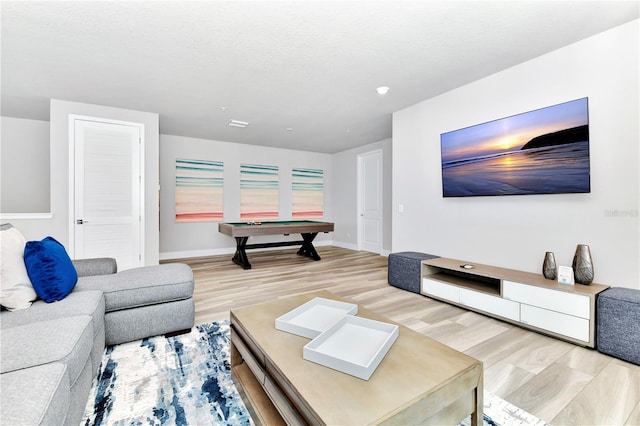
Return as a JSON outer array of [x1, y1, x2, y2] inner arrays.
[[303, 315, 399, 380], [275, 297, 358, 339]]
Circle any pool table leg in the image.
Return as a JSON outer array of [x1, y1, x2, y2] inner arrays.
[[297, 232, 321, 260], [232, 237, 252, 269]]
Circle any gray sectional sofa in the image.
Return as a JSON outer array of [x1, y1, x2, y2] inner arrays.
[[0, 258, 195, 425]]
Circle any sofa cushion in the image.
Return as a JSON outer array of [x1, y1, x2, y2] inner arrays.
[[0, 290, 105, 338], [75, 263, 194, 312], [73, 257, 117, 277], [0, 316, 94, 388], [0, 363, 69, 425], [0, 223, 37, 311], [105, 297, 195, 345], [24, 236, 78, 303]]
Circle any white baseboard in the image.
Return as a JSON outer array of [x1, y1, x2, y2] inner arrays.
[[160, 248, 234, 261], [332, 240, 359, 251], [332, 241, 390, 257]]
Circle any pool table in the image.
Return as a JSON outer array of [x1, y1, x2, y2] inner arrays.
[[218, 220, 335, 269]]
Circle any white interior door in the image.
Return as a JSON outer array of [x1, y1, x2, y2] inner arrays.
[[72, 118, 143, 270], [358, 149, 383, 253]]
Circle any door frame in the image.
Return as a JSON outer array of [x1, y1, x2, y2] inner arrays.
[[357, 149, 383, 253], [68, 114, 145, 262]]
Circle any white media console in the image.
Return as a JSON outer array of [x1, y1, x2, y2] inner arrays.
[[421, 257, 610, 347]]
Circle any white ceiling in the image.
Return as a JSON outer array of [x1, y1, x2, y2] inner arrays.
[[1, 1, 638, 153]]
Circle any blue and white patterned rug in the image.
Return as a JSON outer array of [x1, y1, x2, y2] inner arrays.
[[82, 322, 252, 425], [82, 321, 550, 426]]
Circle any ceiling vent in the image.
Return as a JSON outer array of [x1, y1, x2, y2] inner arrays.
[[228, 120, 249, 128]]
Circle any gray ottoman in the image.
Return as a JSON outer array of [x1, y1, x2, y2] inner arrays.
[[597, 287, 640, 365], [388, 252, 439, 294]]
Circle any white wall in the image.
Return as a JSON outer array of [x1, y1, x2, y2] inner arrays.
[[3, 100, 161, 265], [1, 113, 384, 262], [1, 117, 50, 213], [392, 20, 639, 289], [332, 138, 393, 253], [160, 134, 333, 259]]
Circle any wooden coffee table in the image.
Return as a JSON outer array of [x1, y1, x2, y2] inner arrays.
[[230, 290, 483, 425]]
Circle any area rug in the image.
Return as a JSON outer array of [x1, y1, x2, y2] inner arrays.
[[82, 321, 550, 426]]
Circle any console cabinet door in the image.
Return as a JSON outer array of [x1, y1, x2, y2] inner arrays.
[[459, 288, 520, 321], [520, 305, 590, 342], [503, 280, 590, 319], [422, 278, 460, 303]]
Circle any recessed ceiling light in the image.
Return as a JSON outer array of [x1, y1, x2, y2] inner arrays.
[[287, 128, 293, 131], [221, 106, 228, 111], [229, 120, 249, 128], [376, 86, 390, 95]]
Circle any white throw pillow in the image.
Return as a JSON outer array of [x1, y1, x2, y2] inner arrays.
[[1, 224, 37, 310]]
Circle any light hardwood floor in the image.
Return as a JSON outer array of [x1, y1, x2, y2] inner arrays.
[[166, 246, 640, 426]]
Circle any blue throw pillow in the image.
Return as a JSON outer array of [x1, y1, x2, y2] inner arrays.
[[24, 237, 78, 303]]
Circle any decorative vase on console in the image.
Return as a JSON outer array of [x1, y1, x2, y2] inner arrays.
[[542, 252, 557, 280], [572, 244, 594, 285]]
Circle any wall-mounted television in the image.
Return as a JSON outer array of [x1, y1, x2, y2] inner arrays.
[[440, 97, 590, 197]]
